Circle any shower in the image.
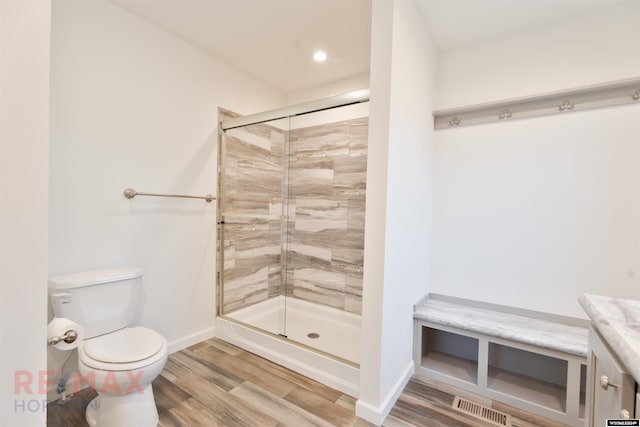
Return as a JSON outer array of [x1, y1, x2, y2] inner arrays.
[[216, 90, 369, 395]]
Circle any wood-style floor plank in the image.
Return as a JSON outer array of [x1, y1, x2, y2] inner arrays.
[[47, 338, 570, 427], [230, 381, 334, 427], [46, 388, 96, 427], [283, 385, 358, 427], [197, 344, 297, 397], [390, 392, 486, 427], [153, 374, 191, 416], [170, 349, 244, 392], [236, 348, 344, 402], [158, 397, 225, 427], [492, 400, 569, 427], [172, 375, 278, 427]]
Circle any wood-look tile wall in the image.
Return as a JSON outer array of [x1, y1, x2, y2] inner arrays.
[[218, 108, 368, 315], [219, 109, 286, 313], [286, 117, 367, 314]]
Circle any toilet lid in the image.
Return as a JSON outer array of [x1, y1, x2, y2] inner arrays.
[[84, 327, 163, 363]]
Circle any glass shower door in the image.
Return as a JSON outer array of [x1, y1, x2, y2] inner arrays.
[[282, 102, 368, 362], [217, 97, 368, 365], [218, 116, 289, 336]]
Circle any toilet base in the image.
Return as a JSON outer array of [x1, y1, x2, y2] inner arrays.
[[85, 384, 159, 427], [86, 398, 98, 427]]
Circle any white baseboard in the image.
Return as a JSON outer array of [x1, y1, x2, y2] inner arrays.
[[355, 360, 414, 426], [167, 325, 217, 354]]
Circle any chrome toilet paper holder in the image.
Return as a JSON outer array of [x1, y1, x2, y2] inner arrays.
[[47, 330, 78, 346]]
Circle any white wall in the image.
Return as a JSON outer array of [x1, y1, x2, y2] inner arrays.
[[432, 104, 640, 318], [48, 0, 284, 399], [357, 0, 436, 424], [285, 73, 370, 105], [436, 1, 640, 109], [430, 1, 640, 318], [0, 1, 50, 425]]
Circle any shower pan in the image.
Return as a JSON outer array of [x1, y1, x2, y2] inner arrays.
[[216, 90, 369, 396]]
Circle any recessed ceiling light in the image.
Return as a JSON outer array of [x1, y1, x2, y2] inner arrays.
[[313, 51, 327, 62]]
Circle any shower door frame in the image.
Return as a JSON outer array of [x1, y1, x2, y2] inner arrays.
[[216, 89, 369, 342], [219, 89, 369, 132]]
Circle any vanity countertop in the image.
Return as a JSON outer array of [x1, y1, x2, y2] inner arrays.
[[579, 294, 640, 382]]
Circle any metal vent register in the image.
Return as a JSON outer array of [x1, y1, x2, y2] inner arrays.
[[452, 396, 512, 426]]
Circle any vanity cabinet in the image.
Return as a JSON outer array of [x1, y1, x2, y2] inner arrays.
[[586, 327, 637, 426]]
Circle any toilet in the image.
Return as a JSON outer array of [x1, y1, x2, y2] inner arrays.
[[49, 267, 168, 427]]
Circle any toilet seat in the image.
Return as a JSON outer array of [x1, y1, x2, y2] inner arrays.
[[79, 327, 167, 371], [85, 327, 162, 363]]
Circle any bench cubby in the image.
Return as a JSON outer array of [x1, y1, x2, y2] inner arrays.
[[421, 327, 479, 385]]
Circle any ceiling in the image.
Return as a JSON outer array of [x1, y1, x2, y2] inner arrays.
[[415, 0, 631, 52], [112, 0, 372, 95], [112, 0, 630, 95]]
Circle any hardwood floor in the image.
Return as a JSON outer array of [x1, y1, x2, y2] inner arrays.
[[47, 338, 569, 427]]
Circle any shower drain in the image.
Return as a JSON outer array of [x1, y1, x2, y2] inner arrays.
[[307, 332, 320, 339]]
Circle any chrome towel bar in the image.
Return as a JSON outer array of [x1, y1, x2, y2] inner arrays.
[[123, 188, 215, 203]]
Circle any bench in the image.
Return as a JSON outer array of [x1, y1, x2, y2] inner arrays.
[[413, 294, 589, 427]]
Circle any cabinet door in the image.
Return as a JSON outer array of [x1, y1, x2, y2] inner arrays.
[[589, 329, 635, 426]]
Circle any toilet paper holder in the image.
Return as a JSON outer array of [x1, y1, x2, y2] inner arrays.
[[47, 330, 78, 346]]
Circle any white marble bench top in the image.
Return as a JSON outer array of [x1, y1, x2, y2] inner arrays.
[[579, 294, 640, 382], [414, 298, 589, 358]]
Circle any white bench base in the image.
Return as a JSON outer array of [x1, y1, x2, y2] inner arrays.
[[413, 294, 589, 427]]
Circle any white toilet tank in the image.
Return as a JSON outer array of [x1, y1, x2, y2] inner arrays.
[[49, 267, 143, 339]]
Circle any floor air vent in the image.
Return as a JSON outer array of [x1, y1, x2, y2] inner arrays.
[[451, 396, 512, 426]]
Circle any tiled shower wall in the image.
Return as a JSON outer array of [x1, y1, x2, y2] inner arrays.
[[286, 118, 368, 314], [219, 109, 286, 313], [219, 108, 368, 315]]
